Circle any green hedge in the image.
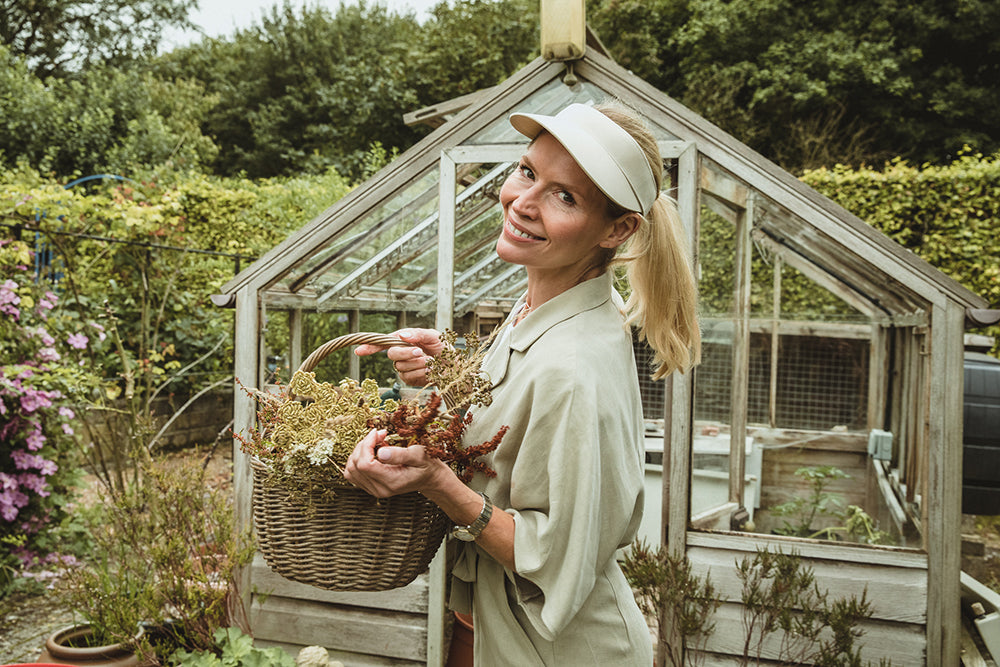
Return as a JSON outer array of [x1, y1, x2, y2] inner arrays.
[[802, 151, 1000, 338], [1, 166, 354, 395]]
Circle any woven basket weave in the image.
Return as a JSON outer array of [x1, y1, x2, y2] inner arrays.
[[251, 332, 450, 592]]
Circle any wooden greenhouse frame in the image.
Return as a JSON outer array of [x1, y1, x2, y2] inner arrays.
[[216, 42, 988, 666]]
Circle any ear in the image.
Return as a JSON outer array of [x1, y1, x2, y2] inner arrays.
[[600, 212, 642, 249]]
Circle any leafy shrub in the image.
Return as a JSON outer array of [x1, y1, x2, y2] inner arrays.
[[168, 627, 295, 666], [803, 151, 1000, 344], [65, 455, 256, 661], [0, 238, 101, 595]]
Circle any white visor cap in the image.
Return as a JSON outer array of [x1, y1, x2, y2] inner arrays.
[[509, 103, 659, 216]]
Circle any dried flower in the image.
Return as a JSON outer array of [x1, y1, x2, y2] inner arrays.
[[235, 330, 507, 503]]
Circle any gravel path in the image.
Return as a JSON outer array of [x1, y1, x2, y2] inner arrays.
[[0, 581, 77, 664]]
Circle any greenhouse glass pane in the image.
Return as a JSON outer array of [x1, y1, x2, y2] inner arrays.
[[277, 167, 440, 302]]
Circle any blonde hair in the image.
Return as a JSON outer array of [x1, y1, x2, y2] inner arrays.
[[597, 102, 701, 380]]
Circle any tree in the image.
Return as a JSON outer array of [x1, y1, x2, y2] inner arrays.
[[410, 0, 538, 105], [153, 0, 539, 180], [0, 45, 219, 177], [0, 0, 197, 78], [155, 1, 426, 180], [589, 0, 1000, 171]]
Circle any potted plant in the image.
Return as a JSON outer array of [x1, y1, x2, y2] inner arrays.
[[48, 453, 255, 666]]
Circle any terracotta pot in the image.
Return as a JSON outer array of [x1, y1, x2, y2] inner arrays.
[[37, 624, 143, 667], [446, 611, 474, 667]]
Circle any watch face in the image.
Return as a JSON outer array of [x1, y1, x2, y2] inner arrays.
[[452, 528, 476, 542]]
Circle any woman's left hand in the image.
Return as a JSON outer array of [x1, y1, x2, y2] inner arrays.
[[344, 428, 452, 498]]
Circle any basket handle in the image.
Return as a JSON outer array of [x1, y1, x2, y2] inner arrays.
[[297, 332, 408, 374]]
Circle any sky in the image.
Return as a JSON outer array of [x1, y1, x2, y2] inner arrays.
[[164, 0, 443, 47]]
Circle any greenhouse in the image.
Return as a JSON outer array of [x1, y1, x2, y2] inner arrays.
[[217, 34, 988, 667]]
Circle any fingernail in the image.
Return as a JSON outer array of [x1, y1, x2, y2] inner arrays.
[[399, 329, 414, 338], [411, 348, 423, 357], [378, 447, 393, 462]]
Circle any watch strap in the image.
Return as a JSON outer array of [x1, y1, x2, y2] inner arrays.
[[451, 492, 493, 541]]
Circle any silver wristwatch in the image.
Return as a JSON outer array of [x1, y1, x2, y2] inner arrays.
[[451, 492, 493, 542]]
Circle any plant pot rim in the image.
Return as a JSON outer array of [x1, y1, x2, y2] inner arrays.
[[45, 623, 144, 658]]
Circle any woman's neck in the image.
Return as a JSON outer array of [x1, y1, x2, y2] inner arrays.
[[524, 264, 605, 312]]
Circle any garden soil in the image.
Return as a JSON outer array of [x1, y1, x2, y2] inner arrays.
[[0, 446, 233, 664]]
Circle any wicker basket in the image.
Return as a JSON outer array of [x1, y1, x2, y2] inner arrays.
[[251, 332, 451, 592]]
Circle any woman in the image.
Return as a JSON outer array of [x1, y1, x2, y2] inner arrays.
[[345, 101, 700, 665]]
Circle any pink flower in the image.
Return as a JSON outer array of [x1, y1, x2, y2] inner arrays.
[[67, 333, 88, 349], [38, 298, 55, 310], [90, 322, 107, 341], [11, 450, 44, 470], [58, 406, 75, 419], [36, 329, 55, 346], [0, 472, 17, 490], [20, 392, 52, 413], [18, 474, 48, 496], [61, 423, 74, 436], [37, 347, 60, 362], [0, 280, 20, 306], [26, 430, 46, 450], [0, 489, 30, 521]]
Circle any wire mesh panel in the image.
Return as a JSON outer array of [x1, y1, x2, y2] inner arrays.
[[692, 332, 869, 431], [634, 333, 666, 420]]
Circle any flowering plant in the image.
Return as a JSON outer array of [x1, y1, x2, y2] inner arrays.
[[0, 238, 106, 583], [235, 330, 507, 501]]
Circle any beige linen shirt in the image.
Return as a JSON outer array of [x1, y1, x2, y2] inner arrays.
[[452, 271, 652, 666]]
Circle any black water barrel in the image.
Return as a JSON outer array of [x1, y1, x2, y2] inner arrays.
[[963, 352, 1000, 515]]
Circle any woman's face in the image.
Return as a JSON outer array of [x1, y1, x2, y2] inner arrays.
[[497, 132, 629, 285]]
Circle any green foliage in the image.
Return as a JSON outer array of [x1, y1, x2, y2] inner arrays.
[[154, 1, 424, 180], [802, 152, 1000, 344], [737, 548, 882, 666], [0, 0, 196, 78], [771, 466, 893, 545], [622, 540, 721, 666], [0, 166, 353, 507], [65, 455, 256, 659], [411, 0, 538, 103], [0, 45, 219, 176], [771, 465, 849, 538], [590, 0, 1000, 171], [152, 0, 537, 180], [168, 627, 295, 667]]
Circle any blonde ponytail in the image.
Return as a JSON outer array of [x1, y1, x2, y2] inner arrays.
[[596, 102, 701, 379], [616, 193, 701, 379]]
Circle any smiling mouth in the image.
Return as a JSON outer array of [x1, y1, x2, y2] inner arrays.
[[506, 219, 546, 241]]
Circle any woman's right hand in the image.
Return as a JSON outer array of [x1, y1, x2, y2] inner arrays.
[[354, 328, 444, 387]]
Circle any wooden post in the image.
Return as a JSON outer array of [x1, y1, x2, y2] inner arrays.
[[662, 143, 697, 667], [729, 195, 752, 505], [232, 287, 259, 634], [425, 150, 459, 667], [289, 309, 303, 374], [925, 300, 964, 666], [348, 309, 360, 381], [769, 257, 781, 428]]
